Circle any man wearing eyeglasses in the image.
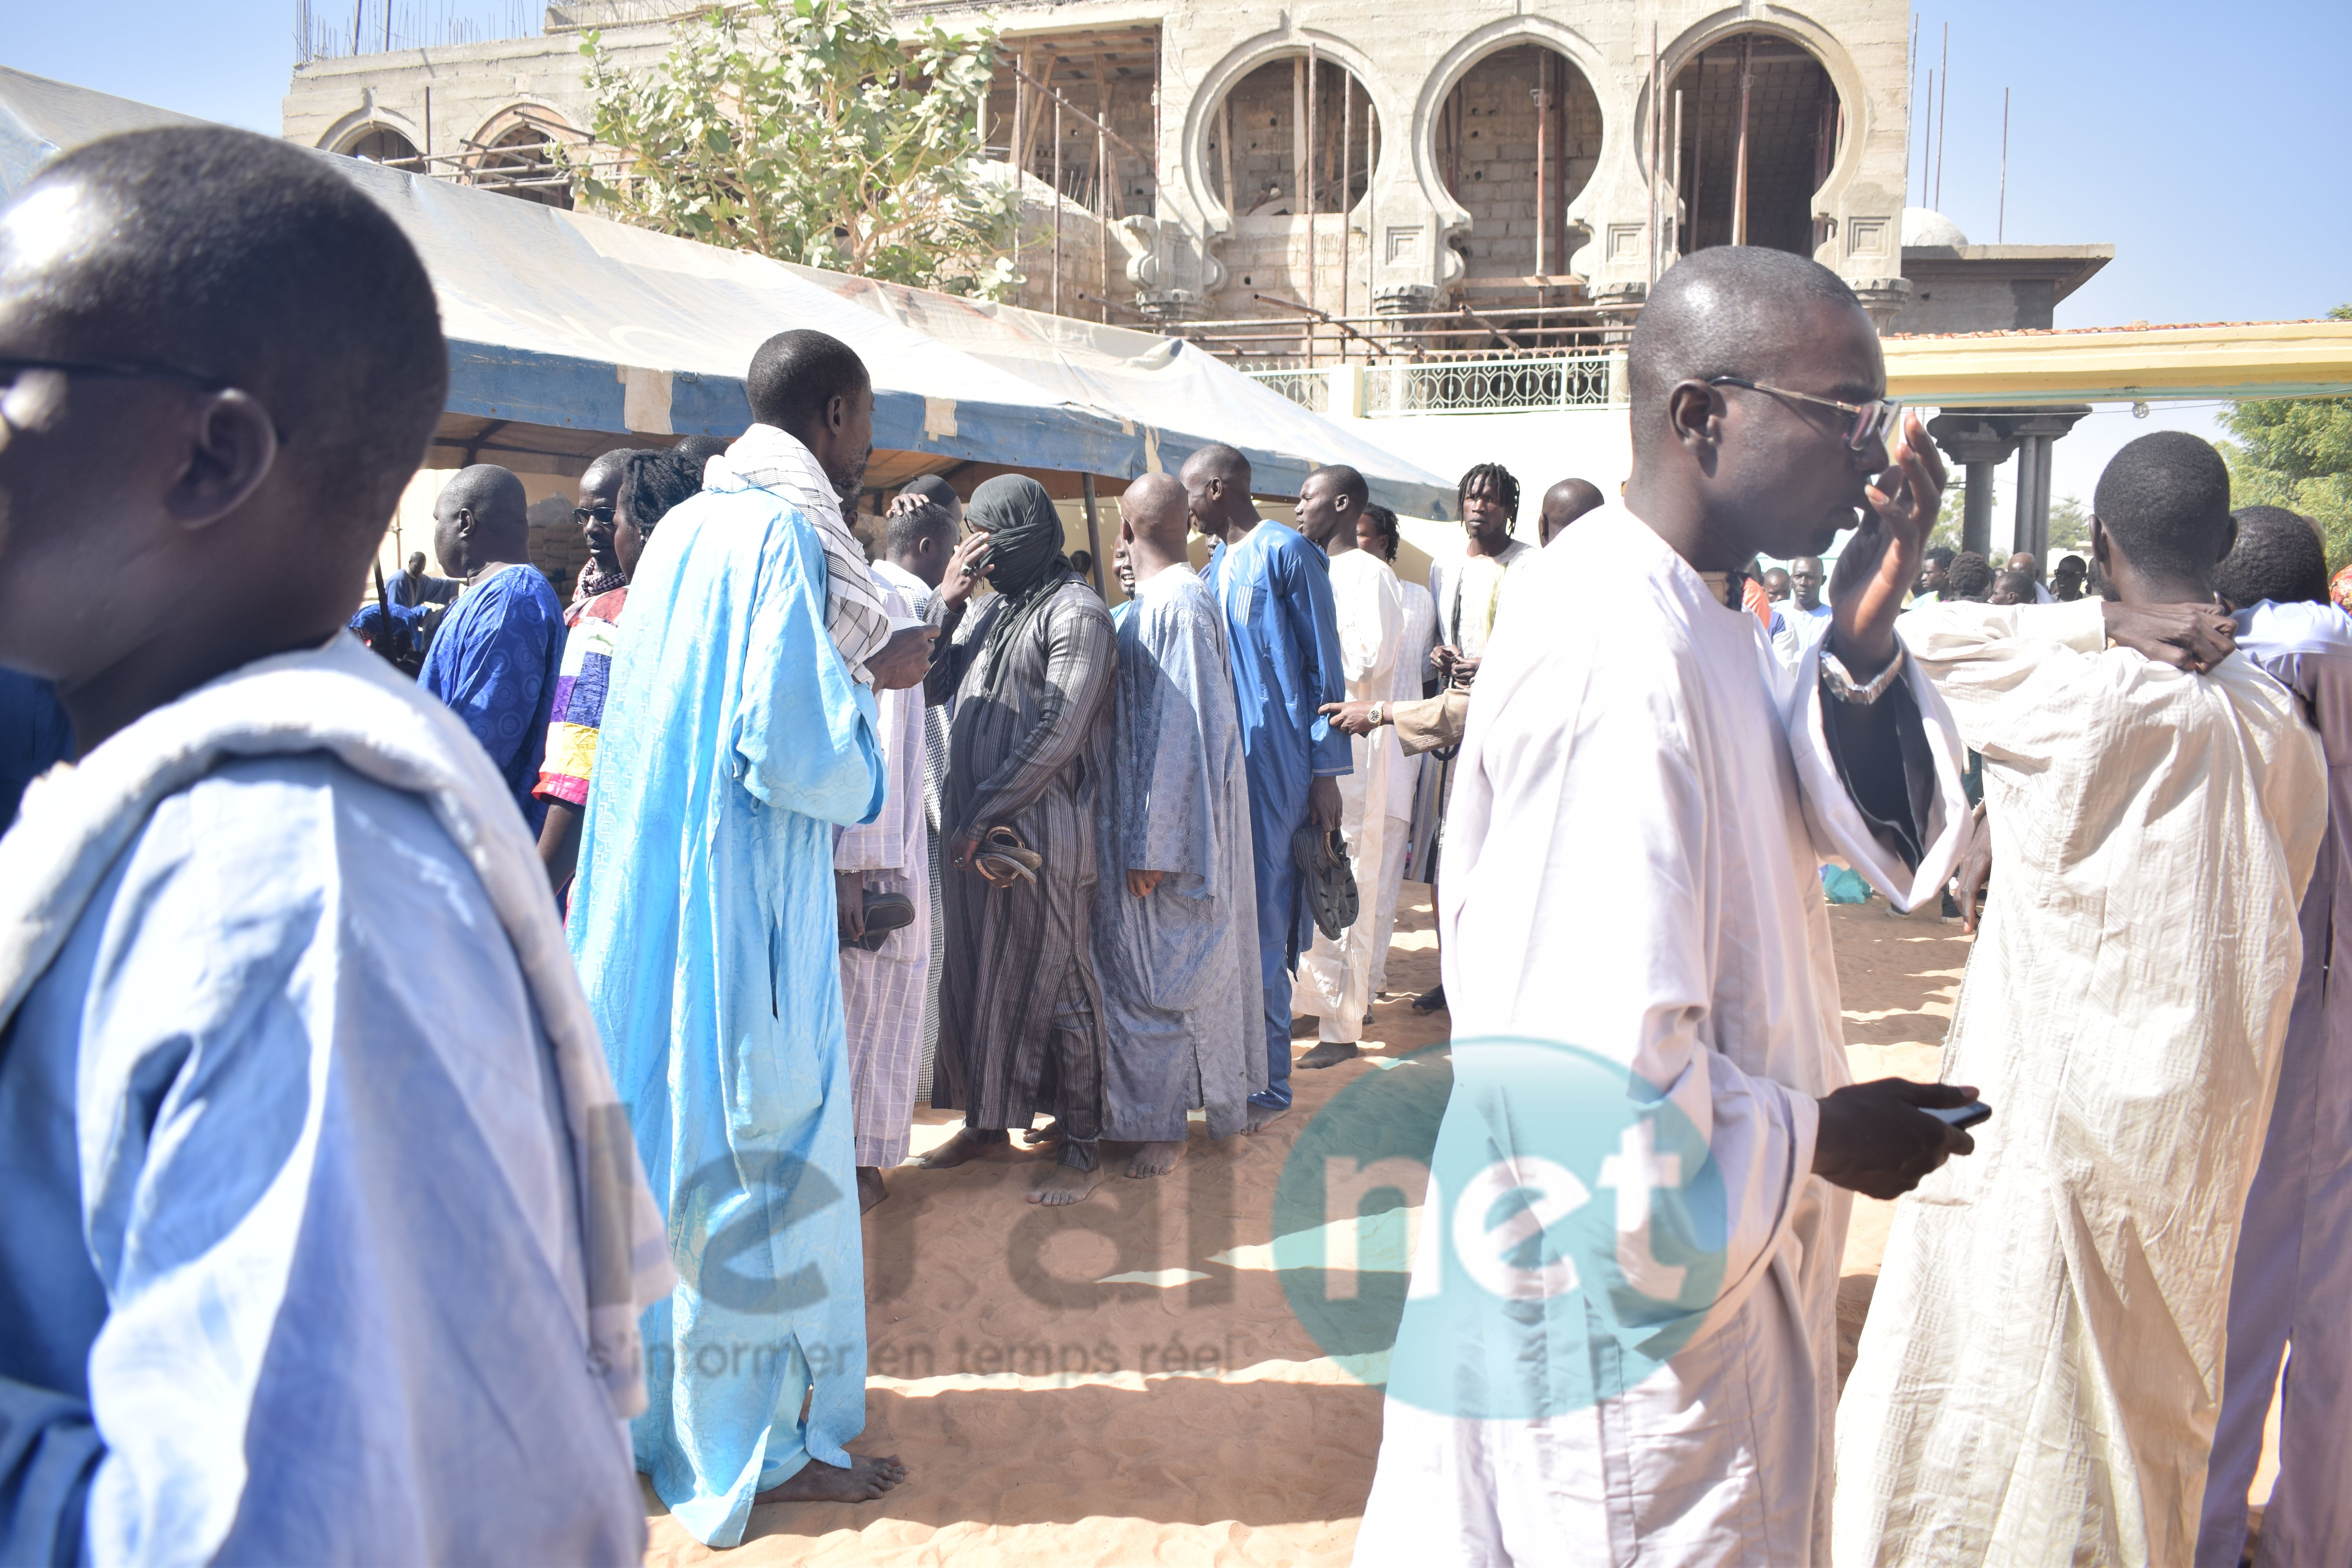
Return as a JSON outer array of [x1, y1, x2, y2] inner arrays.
[[1355, 245, 1985, 1568], [0, 127, 662, 1565]]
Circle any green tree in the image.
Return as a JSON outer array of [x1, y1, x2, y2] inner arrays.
[[564, 0, 1019, 295], [2046, 494, 2089, 552], [2216, 303, 2352, 567], [1927, 476, 1965, 554]]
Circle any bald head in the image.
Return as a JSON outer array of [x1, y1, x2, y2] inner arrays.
[[1183, 443, 1251, 488], [1629, 248, 1864, 440], [0, 125, 446, 738], [1181, 442, 1258, 541], [433, 464, 530, 576], [1621, 246, 1889, 568], [1120, 472, 1192, 583], [1539, 477, 1604, 545], [4, 128, 446, 538]]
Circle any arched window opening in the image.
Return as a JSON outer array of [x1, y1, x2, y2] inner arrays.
[[1433, 44, 1600, 285], [343, 126, 419, 169], [1669, 33, 1841, 258], [1207, 53, 1380, 222], [1203, 52, 1384, 325], [473, 121, 573, 209]]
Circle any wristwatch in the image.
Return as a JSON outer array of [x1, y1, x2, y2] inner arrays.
[[1369, 701, 1386, 728], [1820, 645, 1906, 705]]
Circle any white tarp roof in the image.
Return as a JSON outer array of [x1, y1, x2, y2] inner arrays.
[[0, 65, 1455, 515]]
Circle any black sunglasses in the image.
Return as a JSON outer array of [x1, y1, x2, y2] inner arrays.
[[573, 504, 618, 525]]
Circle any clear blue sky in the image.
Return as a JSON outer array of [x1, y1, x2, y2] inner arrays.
[[11, 0, 2342, 527]]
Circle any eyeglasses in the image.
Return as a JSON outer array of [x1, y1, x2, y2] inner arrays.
[[0, 354, 227, 391], [1706, 376, 1902, 453], [573, 505, 617, 524]]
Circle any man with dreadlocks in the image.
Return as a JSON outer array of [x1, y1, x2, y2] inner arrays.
[[918, 475, 1122, 1204], [1407, 462, 1537, 1013]]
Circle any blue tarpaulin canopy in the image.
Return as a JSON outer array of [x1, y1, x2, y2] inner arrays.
[[0, 65, 1455, 518]]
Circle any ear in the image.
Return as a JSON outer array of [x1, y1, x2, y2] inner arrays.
[[2089, 515, 2111, 574], [2214, 517, 2238, 564], [162, 389, 278, 530], [1664, 380, 1724, 455], [825, 392, 848, 434]]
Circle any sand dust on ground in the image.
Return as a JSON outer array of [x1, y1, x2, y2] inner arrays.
[[641, 891, 2256, 1565]]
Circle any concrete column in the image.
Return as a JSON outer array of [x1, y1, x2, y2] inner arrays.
[[1962, 461, 1996, 557], [1926, 410, 2027, 559], [2010, 407, 2092, 561], [1327, 363, 1367, 419], [2012, 436, 2041, 558]]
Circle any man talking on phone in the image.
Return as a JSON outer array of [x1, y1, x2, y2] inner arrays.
[[1355, 246, 1980, 1567]]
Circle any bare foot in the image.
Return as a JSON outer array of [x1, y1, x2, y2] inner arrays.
[[1411, 984, 1447, 1014], [1022, 1119, 1065, 1147], [753, 1452, 908, 1506], [916, 1128, 1005, 1169], [1127, 1139, 1187, 1178], [1246, 1100, 1291, 1134], [1299, 1040, 1359, 1069], [857, 1166, 887, 1213], [1027, 1160, 1109, 1205]]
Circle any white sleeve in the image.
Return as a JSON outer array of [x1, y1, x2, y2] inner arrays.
[[1783, 637, 1973, 912], [1900, 598, 2107, 758]]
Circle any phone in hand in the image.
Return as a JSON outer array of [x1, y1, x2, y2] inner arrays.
[[1925, 1100, 1991, 1130]]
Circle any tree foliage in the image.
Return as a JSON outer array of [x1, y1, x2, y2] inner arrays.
[[2217, 309, 2352, 568], [564, 0, 1018, 295], [2045, 494, 2089, 552]]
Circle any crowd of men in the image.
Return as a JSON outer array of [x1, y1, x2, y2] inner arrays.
[[0, 125, 2344, 1568]]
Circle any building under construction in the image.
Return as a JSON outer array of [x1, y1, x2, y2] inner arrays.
[[281, 0, 2125, 551], [284, 0, 2107, 361]]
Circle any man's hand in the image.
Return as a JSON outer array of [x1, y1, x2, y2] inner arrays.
[[1320, 699, 1379, 735], [1308, 775, 1343, 832], [1429, 644, 1459, 681], [1813, 1077, 1980, 1200], [867, 623, 937, 691], [1829, 409, 1948, 679], [938, 530, 995, 612], [1450, 655, 1482, 688], [947, 828, 981, 877], [2102, 601, 2236, 674], [1127, 868, 1165, 897], [1951, 806, 1992, 934], [835, 871, 866, 942]]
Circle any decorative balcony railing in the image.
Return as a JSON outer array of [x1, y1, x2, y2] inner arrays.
[[1244, 351, 1622, 417]]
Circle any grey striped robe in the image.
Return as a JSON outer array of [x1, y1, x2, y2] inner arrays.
[[924, 579, 1118, 1143]]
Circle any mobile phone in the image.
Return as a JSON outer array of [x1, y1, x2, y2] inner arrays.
[[1926, 1100, 1991, 1130]]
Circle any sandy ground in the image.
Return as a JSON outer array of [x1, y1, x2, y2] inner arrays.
[[643, 888, 2274, 1564]]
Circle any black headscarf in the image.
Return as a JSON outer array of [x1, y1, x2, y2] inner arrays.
[[965, 474, 1072, 699]]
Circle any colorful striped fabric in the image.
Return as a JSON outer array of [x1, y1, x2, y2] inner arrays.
[[535, 585, 628, 807]]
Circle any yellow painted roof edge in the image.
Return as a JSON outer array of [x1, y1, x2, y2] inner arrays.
[[1882, 319, 2352, 405]]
